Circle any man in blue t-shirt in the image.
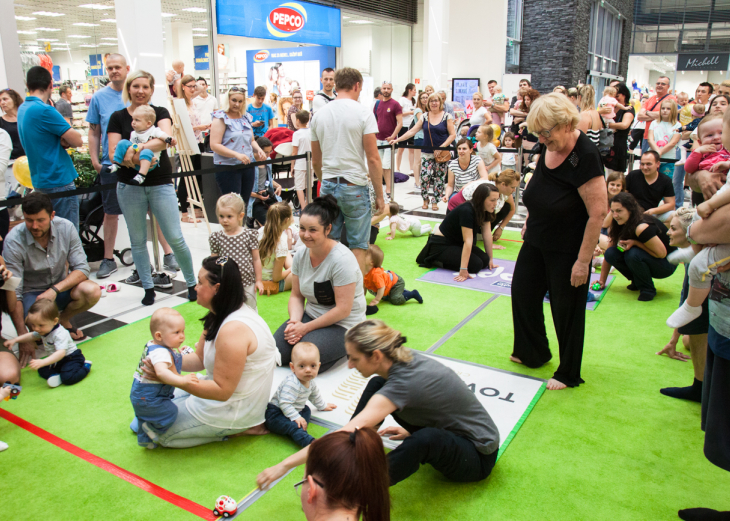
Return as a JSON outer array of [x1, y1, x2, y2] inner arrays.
[[17, 66, 83, 229], [247, 86, 275, 138], [86, 53, 129, 278]]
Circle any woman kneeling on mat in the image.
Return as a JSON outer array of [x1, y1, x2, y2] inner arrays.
[[258, 320, 499, 489], [416, 183, 500, 281], [139, 257, 280, 447]]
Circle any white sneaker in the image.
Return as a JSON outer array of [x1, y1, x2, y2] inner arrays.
[[47, 374, 62, 388], [0, 440, 8, 451], [668, 247, 697, 266]]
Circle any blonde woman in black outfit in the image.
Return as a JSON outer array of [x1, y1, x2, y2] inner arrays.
[[511, 93, 607, 391]]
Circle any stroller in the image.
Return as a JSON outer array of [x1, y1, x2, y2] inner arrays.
[[78, 190, 133, 267]]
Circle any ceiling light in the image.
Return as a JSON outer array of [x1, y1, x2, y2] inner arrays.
[[17, 30, 37, 34], [349, 20, 373, 24], [68, 35, 92, 38], [37, 38, 59, 41], [36, 27, 62, 31], [343, 16, 350, 19], [182, 7, 207, 12], [78, 4, 114, 9], [161, 13, 175, 17], [101, 19, 116, 22], [79, 44, 98, 48], [74, 22, 100, 26], [15, 16, 37, 21], [101, 37, 117, 40], [33, 11, 65, 17], [193, 27, 207, 30]]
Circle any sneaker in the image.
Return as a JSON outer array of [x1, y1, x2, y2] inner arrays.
[[130, 418, 139, 434], [47, 374, 62, 388], [99, 284, 107, 298], [84, 360, 93, 372], [125, 270, 142, 285], [0, 440, 8, 452], [163, 253, 180, 271], [141, 421, 160, 443], [97, 259, 118, 279], [144, 442, 158, 449], [153, 272, 174, 289]]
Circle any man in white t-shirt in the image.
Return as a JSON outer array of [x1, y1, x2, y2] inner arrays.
[[311, 67, 336, 115], [310, 67, 385, 274], [192, 77, 219, 148]]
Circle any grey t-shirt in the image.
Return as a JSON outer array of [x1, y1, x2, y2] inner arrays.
[[292, 242, 366, 330], [377, 351, 500, 455], [55, 98, 73, 121]]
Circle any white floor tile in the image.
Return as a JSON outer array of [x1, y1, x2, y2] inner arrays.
[[113, 295, 190, 325]]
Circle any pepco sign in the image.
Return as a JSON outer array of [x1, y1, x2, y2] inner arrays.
[[266, 2, 308, 38], [253, 50, 270, 62]]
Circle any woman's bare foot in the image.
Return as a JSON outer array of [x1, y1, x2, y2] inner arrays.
[[510, 355, 522, 364], [546, 378, 567, 390], [230, 423, 269, 437], [493, 244, 506, 250]]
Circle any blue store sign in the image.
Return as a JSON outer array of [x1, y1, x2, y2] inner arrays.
[[194, 45, 210, 71], [217, 0, 341, 47], [89, 54, 105, 77]]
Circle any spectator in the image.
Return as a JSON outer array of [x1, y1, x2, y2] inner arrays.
[[637, 76, 676, 155], [424, 85, 435, 97], [576, 85, 603, 147], [709, 94, 730, 116], [107, 70, 198, 307], [469, 92, 492, 129], [311, 67, 336, 115], [396, 83, 417, 176], [443, 138, 488, 201], [567, 87, 579, 109], [625, 151, 675, 223], [411, 91, 430, 188], [488, 81, 510, 127], [310, 67, 385, 274], [437, 90, 454, 117], [374, 82, 403, 197], [258, 203, 294, 295], [55, 86, 74, 125], [0, 88, 25, 197], [286, 90, 304, 131], [603, 82, 635, 176], [601, 192, 677, 301], [192, 77, 219, 144], [175, 74, 206, 220], [166, 60, 184, 97], [17, 66, 83, 227], [716, 80, 730, 98], [3, 193, 101, 354], [249, 137, 282, 227], [647, 99, 681, 178], [247, 86, 276, 138], [511, 78, 532, 107], [86, 54, 130, 279], [0, 260, 17, 389]]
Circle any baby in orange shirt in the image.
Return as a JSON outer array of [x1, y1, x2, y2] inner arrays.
[[363, 245, 423, 315]]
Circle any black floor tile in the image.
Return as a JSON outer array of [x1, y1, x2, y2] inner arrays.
[[83, 318, 128, 339], [117, 276, 189, 295], [72, 311, 106, 328]]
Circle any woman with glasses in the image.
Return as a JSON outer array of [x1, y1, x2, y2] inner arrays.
[[210, 87, 268, 200], [295, 428, 390, 521], [108, 70, 198, 306], [259, 320, 499, 491], [510, 93, 607, 391], [176, 74, 206, 220], [142, 256, 279, 447], [287, 90, 304, 131]]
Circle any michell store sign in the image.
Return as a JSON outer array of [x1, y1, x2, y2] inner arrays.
[[677, 53, 730, 71]]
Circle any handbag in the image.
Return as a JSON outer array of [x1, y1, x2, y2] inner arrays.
[[597, 114, 614, 157], [427, 113, 451, 163]]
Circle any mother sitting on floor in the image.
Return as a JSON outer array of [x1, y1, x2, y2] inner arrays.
[[274, 195, 366, 372], [140, 256, 280, 447]]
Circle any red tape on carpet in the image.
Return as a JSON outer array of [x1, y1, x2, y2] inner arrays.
[[0, 409, 217, 520]]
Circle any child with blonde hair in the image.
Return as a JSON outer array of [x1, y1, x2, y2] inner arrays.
[[209, 193, 264, 310], [648, 99, 681, 178], [363, 245, 423, 315], [258, 202, 295, 295], [386, 201, 431, 240], [475, 124, 502, 173], [597, 86, 629, 124]]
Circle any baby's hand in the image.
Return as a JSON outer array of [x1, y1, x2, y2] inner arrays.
[[183, 373, 199, 386], [323, 403, 337, 411], [3, 339, 14, 349], [698, 144, 718, 155], [28, 359, 43, 370], [709, 161, 730, 173], [294, 417, 308, 430], [386, 236, 393, 240], [697, 201, 714, 219]]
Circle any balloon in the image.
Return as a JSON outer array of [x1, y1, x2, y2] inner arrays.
[[13, 156, 33, 189], [491, 124, 501, 140], [493, 139, 501, 147]]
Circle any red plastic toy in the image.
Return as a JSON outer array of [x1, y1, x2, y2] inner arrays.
[[2, 382, 21, 401], [213, 495, 237, 518]]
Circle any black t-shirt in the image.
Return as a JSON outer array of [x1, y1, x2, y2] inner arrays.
[[107, 105, 173, 186], [0, 118, 25, 160], [625, 170, 674, 212], [631, 216, 677, 256], [439, 202, 486, 246], [523, 132, 604, 252]]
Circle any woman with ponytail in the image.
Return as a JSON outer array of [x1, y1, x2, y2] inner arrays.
[[299, 427, 391, 521], [273, 195, 366, 372], [258, 320, 499, 490]]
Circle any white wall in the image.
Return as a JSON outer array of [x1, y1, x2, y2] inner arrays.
[[341, 26, 372, 75]]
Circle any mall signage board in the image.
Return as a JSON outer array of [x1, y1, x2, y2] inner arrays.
[[452, 78, 480, 108], [217, 0, 341, 47], [89, 54, 105, 77], [194, 45, 210, 71], [677, 53, 730, 71]]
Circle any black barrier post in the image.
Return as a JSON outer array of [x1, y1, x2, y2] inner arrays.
[[514, 144, 523, 210], [305, 151, 313, 205], [390, 141, 397, 203]]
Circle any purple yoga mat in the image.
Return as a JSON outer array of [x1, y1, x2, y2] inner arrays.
[[416, 259, 614, 311]]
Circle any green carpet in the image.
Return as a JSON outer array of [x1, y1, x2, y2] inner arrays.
[[1, 226, 729, 520]]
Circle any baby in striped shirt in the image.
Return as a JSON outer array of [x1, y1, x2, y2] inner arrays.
[[265, 342, 337, 447]]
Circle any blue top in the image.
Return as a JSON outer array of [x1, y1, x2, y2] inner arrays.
[[422, 112, 451, 154], [17, 96, 77, 189], [86, 85, 126, 165], [212, 110, 255, 165], [246, 103, 275, 137], [413, 108, 424, 140], [248, 164, 282, 219]]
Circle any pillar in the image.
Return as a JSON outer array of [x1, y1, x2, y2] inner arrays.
[[0, 0, 25, 94], [422, 0, 449, 92], [169, 23, 196, 79]]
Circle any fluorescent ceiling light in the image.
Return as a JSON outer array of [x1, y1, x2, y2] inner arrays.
[[349, 20, 373, 24], [101, 19, 116, 22], [15, 16, 37, 21], [36, 27, 62, 31], [182, 7, 207, 12], [33, 11, 65, 17], [17, 30, 37, 34], [343, 16, 350, 19], [37, 38, 59, 41], [78, 4, 114, 9], [161, 13, 175, 17], [68, 35, 92, 38], [73, 22, 100, 26], [193, 27, 207, 30], [101, 37, 117, 40], [79, 44, 98, 48]]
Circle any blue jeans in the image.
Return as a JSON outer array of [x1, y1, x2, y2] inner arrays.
[[37, 350, 89, 385], [264, 403, 314, 447], [320, 180, 371, 251], [214, 164, 255, 200], [641, 138, 650, 156], [673, 147, 685, 209], [22, 289, 72, 316], [116, 183, 196, 290], [604, 245, 677, 296], [130, 380, 178, 447], [35, 183, 79, 232], [113, 140, 156, 171]]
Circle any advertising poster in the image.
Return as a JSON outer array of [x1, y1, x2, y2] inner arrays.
[[217, 43, 230, 70], [89, 54, 105, 77], [452, 78, 480, 109], [247, 46, 336, 120], [194, 45, 210, 71]]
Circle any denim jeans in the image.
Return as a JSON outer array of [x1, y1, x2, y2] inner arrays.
[[320, 180, 371, 250], [214, 164, 255, 200], [673, 147, 685, 209], [116, 182, 196, 290], [604, 245, 677, 296], [264, 403, 314, 447], [130, 379, 179, 447], [37, 350, 89, 385], [35, 183, 79, 232], [23, 289, 72, 316]]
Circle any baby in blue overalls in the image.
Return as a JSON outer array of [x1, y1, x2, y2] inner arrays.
[[130, 308, 198, 449]]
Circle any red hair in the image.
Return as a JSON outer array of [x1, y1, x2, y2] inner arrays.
[[306, 428, 390, 521]]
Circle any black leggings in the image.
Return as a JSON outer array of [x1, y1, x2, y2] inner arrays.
[[352, 377, 498, 486], [417, 235, 491, 273], [492, 202, 513, 230]]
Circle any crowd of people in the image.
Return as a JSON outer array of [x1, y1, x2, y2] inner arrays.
[[0, 55, 728, 519]]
